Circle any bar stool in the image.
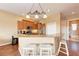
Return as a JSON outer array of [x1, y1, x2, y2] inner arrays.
[[12, 36, 18, 45], [22, 44, 37, 56], [39, 44, 53, 56]]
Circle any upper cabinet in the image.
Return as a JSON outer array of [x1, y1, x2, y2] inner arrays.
[[17, 19, 46, 35]]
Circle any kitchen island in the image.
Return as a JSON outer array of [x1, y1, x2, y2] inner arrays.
[[18, 35, 60, 56]]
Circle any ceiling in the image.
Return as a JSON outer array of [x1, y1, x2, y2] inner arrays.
[[0, 3, 79, 17]]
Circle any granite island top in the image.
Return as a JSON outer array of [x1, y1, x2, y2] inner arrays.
[[14, 34, 57, 37]]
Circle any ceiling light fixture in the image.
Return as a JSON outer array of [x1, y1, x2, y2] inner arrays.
[[26, 15, 30, 18], [35, 15, 39, 18], [43, 15, 47, 18], [26, 3, 47, 19]]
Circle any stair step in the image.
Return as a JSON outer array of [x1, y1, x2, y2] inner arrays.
[[61, 44, 66, 48], [60, 47, 66, 49], [59, 50, 67, 54], [60, 48, 66, 53], [58, 51, 67, 56]]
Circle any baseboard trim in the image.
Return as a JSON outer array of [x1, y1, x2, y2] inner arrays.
[[0, 42, 11, 46]]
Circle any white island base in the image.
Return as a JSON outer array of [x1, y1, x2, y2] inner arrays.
[[18, 36, 59, 56]]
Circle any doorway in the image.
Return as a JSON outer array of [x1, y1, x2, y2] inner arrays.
[[67, 18, 79, 41]]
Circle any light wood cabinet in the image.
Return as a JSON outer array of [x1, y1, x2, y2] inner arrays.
[[17, 19, 45, 35]]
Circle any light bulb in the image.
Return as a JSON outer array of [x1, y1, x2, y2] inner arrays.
[[43, 15, 47, 18], [26, 15, 30, 18], [35, 15, 39, 18]]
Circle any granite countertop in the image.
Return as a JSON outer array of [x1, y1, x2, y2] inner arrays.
[[14, 34, 55, 37]]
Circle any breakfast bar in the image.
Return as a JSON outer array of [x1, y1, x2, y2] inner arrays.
[[18, 35, 60, 56]]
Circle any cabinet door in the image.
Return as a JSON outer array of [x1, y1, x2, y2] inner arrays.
[[17, 21, 24, 30]]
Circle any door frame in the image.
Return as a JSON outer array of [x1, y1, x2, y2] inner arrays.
[[67, 18, 79, 40]]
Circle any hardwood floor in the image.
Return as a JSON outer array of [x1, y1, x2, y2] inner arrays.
[[0, 40, 79, 56], [58, 40, 79, 56], [67, 40, 79, 56], [0, 44, 20, 56]]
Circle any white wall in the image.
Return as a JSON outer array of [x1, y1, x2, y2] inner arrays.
[[44, 13, 60, 36], [0, 10, 22, 45], [46, 22, 56, 35]]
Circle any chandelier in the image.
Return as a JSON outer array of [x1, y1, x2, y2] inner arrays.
[[26, 3, 47, 19]]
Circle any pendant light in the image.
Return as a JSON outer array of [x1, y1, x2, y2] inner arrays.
[[26, 3, 47, 19]]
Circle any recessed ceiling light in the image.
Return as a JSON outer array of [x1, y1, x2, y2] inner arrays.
[[47, 9, 50, 12], [72, 12, 75, 14]]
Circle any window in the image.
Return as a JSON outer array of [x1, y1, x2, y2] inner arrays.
[[72, 24, 77, 31]]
